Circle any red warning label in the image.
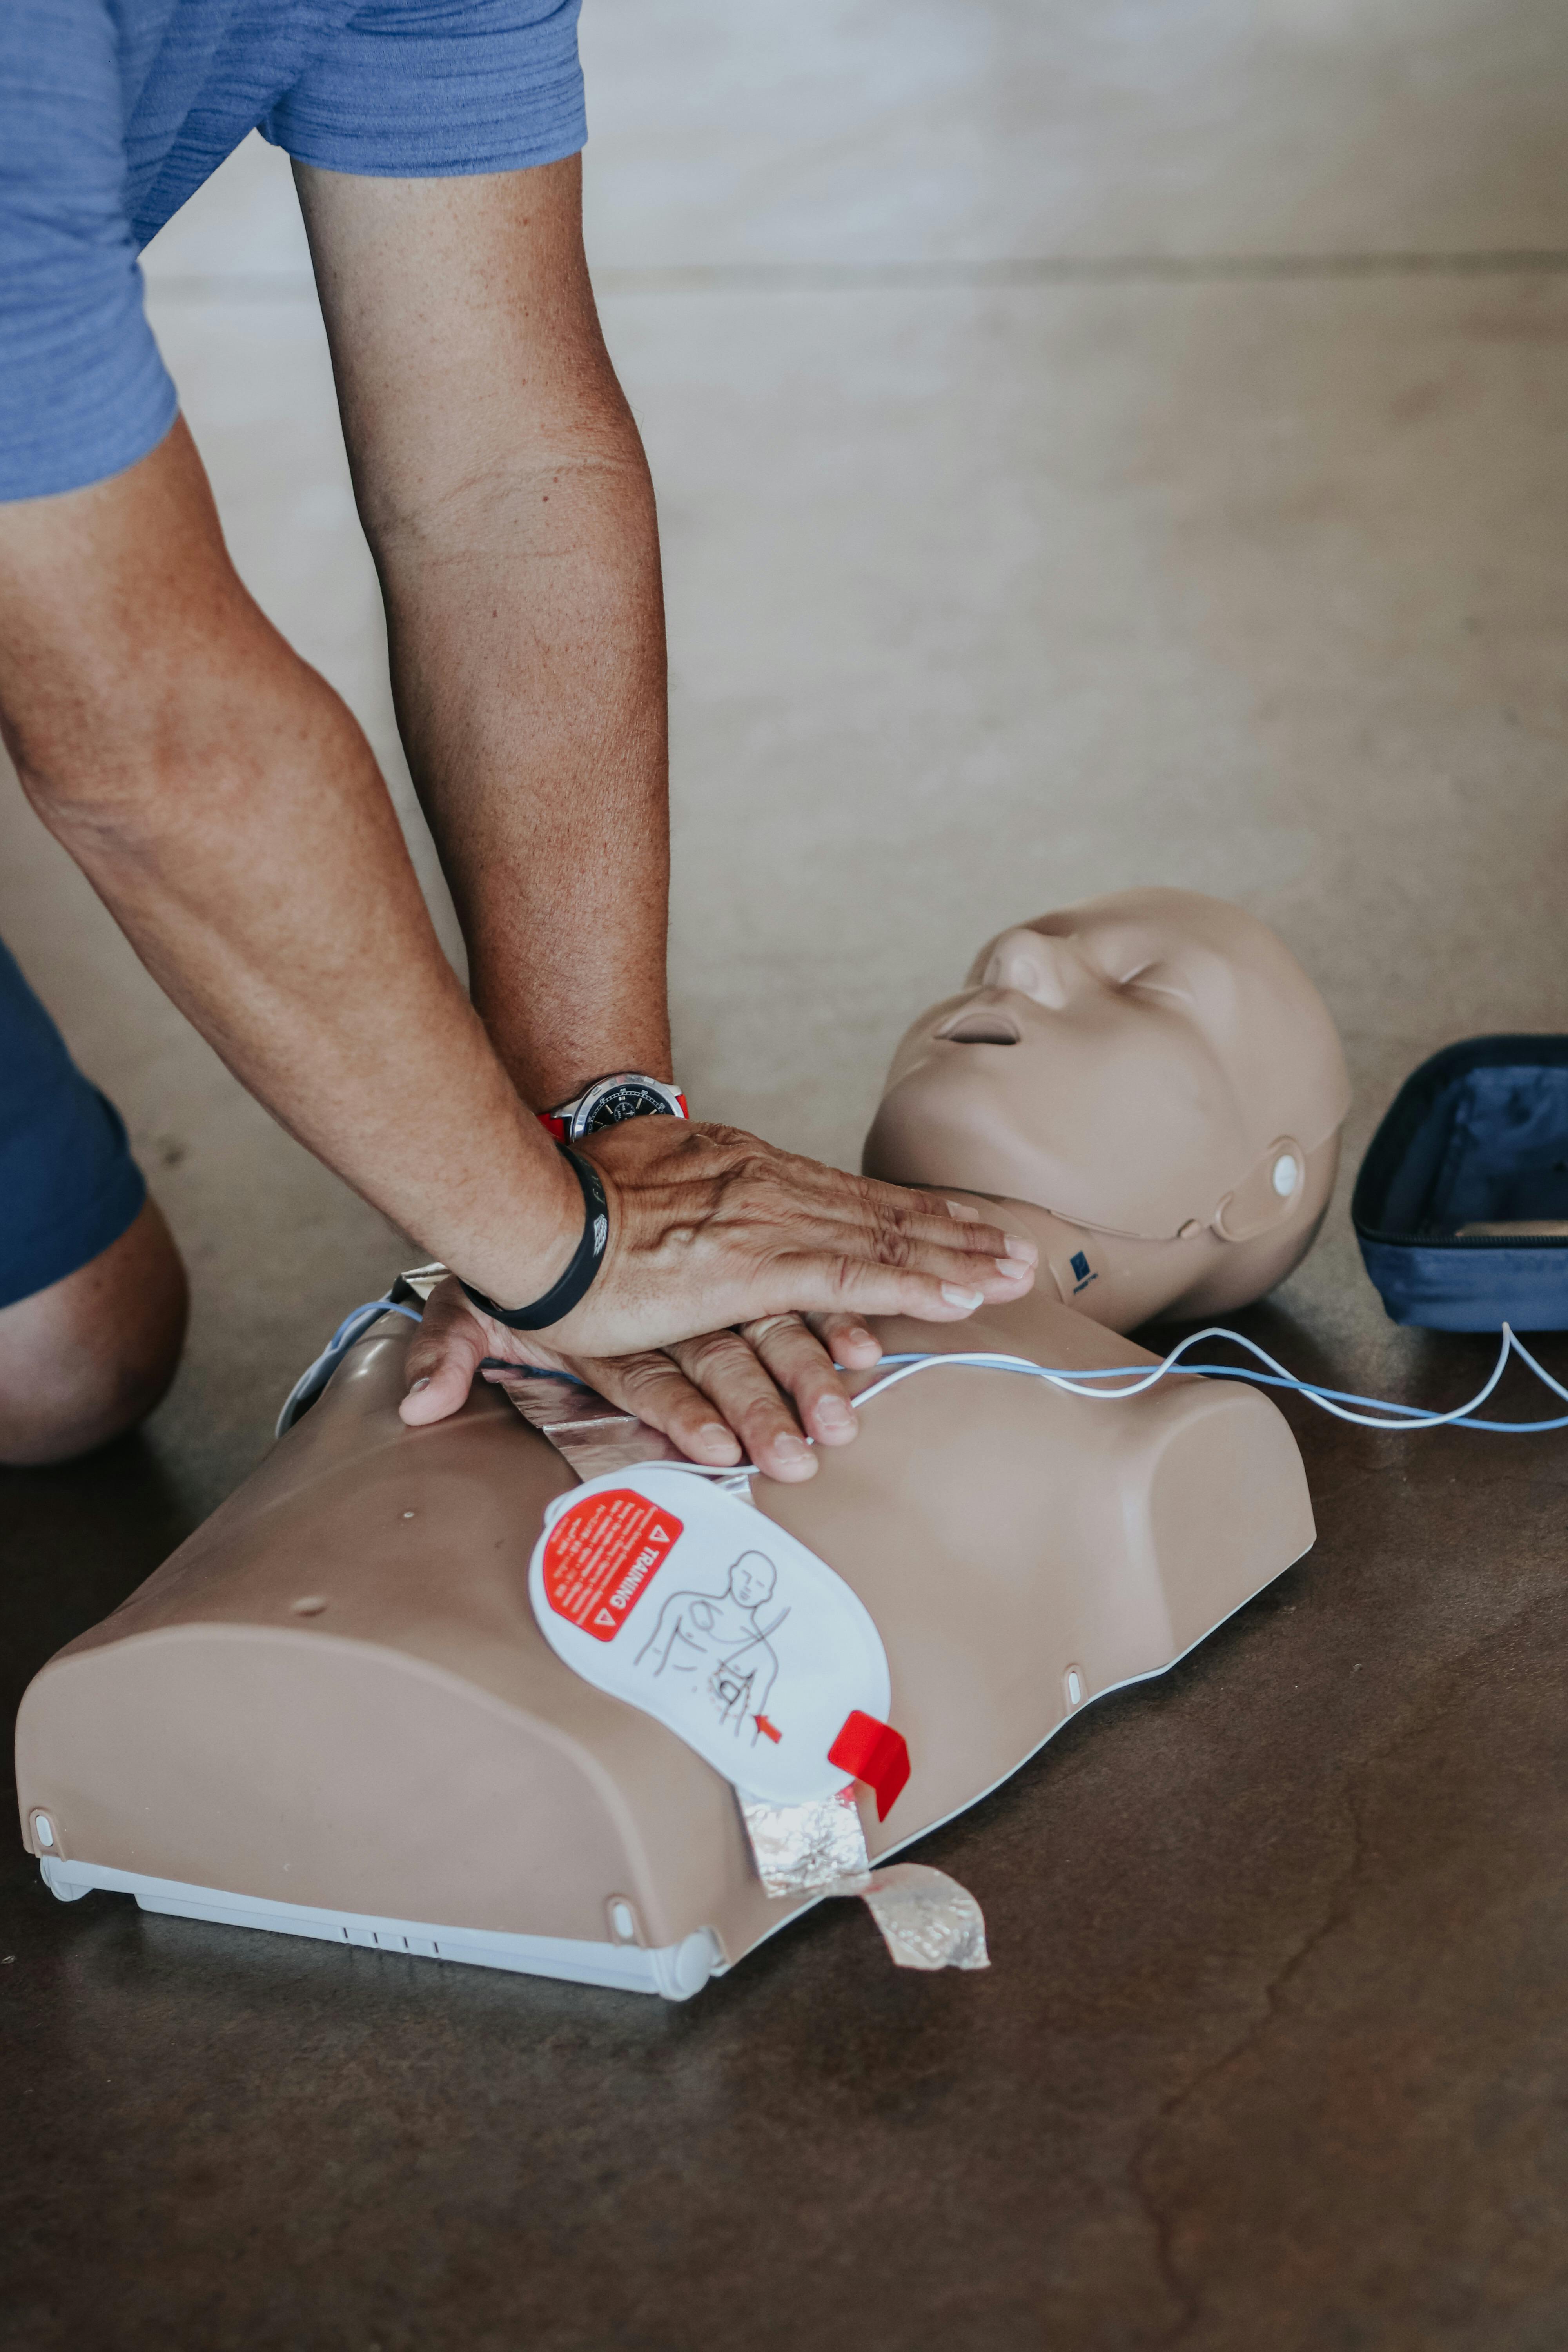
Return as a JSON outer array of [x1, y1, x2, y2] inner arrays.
[[541, 1488, 683, 1643]]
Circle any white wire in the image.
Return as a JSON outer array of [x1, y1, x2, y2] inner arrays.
[[1498, 1328, 1568, 1410], [610, 1327, 1555, 1483], [653, 1463, 761, 1495], [280, 1297, 1567, 1462], [846, 1324, 1539, 1433]]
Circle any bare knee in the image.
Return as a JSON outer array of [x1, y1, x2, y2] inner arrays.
[[0, 1198, 188, 1466]]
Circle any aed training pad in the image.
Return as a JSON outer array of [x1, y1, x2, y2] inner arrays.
[[1353, 1036, 1568, 1330]]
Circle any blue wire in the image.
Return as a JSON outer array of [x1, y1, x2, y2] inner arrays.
[[274, 1296, 423, 1436], [1126, 1362, 1568, 1434], [477, 1358, 588, 1383]]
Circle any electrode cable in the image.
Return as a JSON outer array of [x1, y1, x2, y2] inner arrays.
[[276, 1296, 423, 1436], [851, 1322, 1568, 1434], [279, 1303, 1568, 1446]]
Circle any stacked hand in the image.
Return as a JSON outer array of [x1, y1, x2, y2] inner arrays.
[[399, 1116, 1036, 1479]]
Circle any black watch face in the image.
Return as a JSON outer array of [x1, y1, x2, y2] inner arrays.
[[577, 1082, 678, 1136]]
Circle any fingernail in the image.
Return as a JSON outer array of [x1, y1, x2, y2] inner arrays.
[[945, 1199, 982, 1222], [1003, 1233, 1038, 1264], [407, 1377, 431, 1394], [700, 1422, 740, 1457], [817, 1399, 856, 1435], [941, 1284, 985, 1309], [770, 1435, 817, 1480], [996, 1255, 1031, 1281]]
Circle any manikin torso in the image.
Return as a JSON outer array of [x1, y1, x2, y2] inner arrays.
[[14, 889, 1347, 1993]]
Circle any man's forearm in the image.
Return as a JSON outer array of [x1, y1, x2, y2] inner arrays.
[[0, 420, 582, 1307], [374, 427, 670, 1109], [297, 156, 672, 1112]]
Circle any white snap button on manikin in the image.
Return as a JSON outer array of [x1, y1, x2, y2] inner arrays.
[[1271, 1153, 1300, 1198], [609, 1900, 636, 1943], [34, 1815, 54, 1848]]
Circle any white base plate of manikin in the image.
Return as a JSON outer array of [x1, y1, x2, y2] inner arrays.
[[38, 1856, 724, 2002]]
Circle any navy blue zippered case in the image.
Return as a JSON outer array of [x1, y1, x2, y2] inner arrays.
[[1352, 1036, 1568, 1330]]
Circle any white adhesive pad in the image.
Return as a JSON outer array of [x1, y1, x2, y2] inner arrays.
[[529, 1468, 890, 1804]]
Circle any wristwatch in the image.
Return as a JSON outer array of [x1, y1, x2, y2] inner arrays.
[[539, 1071, 688, 1143]]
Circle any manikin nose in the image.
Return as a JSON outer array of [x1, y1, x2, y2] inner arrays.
[[980, 927, 1074, 1009]]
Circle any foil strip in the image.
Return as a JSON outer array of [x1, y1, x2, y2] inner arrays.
[[740, 1785, 870, 1897], [838, 1863, 991, 1973], [739, 1789, 989, 1973], [487, 1368, 686, 1479]]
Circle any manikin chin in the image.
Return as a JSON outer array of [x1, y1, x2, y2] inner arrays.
[[15, 889, 1350, 1999]]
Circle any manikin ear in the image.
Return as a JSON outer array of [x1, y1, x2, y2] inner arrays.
[[1211, 1137, 1306, 1242], [978, 927, 1072, 1009]]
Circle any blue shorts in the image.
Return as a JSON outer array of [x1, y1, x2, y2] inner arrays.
[[0, 0, 587, 501], [0, 938, 147, 1312]]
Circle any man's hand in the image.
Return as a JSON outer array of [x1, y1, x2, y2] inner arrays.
[[524, 1118, 1037, 1356], [402, 1280, 881, 1482], [401, 1119, 1039, 1477]]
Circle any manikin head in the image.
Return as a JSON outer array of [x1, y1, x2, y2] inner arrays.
[[728, 1553, 777, 1608], [864, 888, 1351, 1319]]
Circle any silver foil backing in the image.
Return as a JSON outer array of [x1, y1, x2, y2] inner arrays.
[[739, 1786, 871, 1897], [838, 1862, 991, 1972], [486, 1367, 685, 1479], [739, 1793, 990, 1974]]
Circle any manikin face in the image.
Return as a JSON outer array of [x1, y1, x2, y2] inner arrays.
[[728, 1554, 777, 1608], [863, 889, 1350, 1238]]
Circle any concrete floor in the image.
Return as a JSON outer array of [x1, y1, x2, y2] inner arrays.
[[6, 1, 1568, 2343]]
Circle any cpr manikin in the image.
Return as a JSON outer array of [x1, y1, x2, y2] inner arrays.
[[14, 889, 1345, 1999], [865, 887, 1351, 1332]]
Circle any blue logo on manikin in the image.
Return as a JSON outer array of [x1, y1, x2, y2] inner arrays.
[[1069, 1251, 1091, 1282]]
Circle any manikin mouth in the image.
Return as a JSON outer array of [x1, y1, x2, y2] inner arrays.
[[938, 1007, 1021, 1045]]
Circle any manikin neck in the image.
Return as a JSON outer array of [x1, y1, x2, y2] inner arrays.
[[959, 1196, 1222, 1336], [928, 1131, 1339, 1338]]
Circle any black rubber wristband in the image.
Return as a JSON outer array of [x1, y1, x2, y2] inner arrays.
[[458, 1147, 610, 1333]]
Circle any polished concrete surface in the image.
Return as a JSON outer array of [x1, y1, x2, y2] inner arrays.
[[6, 2, 1568, 2343]]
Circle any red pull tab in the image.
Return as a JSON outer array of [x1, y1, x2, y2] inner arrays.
[[828, 1710, 911, 1821]]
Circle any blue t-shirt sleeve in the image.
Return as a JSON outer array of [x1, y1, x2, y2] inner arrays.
[[0, 0, 178, 503], [263, 0, 586, 179]]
